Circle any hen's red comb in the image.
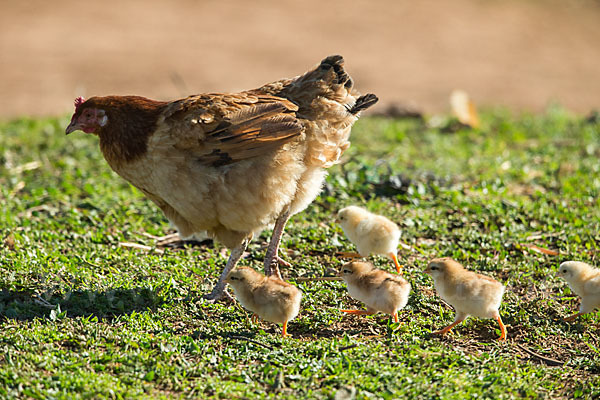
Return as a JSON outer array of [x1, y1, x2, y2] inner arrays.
[[74, 96, 85, 110]]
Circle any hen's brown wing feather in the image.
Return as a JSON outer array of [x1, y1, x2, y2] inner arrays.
[[159, 93, 303, 167]]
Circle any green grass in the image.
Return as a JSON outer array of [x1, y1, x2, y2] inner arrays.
[[1, 107, 599, 399]]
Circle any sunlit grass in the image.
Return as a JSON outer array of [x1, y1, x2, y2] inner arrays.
[[1, 108, 599, 399]]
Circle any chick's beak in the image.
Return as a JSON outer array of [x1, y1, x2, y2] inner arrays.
[[423, 268, 431, 275]]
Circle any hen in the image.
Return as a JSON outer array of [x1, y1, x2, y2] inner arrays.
[[66, 55, 377, 300]]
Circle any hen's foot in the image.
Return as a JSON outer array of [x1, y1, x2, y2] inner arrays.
[[203, 284, 234, 303]]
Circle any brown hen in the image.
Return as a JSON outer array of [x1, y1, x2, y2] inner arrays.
[[66, 55, 377, 300]]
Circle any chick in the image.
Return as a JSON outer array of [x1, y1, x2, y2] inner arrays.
[[336, 206, 402, 274], [424, 257, 506, 341], [557, 261, 600, 321], [338, 261, 411, 323], [225, 267, 302, 337]]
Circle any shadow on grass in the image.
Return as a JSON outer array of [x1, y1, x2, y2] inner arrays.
[[0, 286, 163, 321]]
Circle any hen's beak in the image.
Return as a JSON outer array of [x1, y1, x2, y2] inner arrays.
[[65, 121, 80, 135]]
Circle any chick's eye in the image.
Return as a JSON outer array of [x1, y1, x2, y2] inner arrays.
[[561, 269, 567, 274], [230, 277, 237, 281], [343, 269, 351, 274], [430, 266, 438, 270]]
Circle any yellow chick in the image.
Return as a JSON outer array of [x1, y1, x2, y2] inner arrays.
[[225, 267, 302, 337], [338, 261, 411, 323], [557, 261, 600, 321], [424, 257, 506, 341], [336, 205, 402, 274]]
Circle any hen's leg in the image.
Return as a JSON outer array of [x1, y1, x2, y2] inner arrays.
[[204, 238, 250, 301], [264, 209, 291, 279]]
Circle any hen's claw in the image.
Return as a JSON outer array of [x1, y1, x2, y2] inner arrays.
[[203, 286, 234, 303]]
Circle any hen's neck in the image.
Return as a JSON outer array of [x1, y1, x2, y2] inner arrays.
[[97, 97, 167, 165]]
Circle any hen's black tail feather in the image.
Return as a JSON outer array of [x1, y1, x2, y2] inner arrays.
[[349, 94, 379, 114], [319, 55, 351, 86]]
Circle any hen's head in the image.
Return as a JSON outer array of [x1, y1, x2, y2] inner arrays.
[[65, 96, 109, 135]]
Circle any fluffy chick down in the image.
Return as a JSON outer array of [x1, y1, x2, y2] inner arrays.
[[338, 261, 410, 321], [425, 257, 506, 340], [336, 206, 401, 272], [557, 261, 600, 321], [226, 266, 302, 336]]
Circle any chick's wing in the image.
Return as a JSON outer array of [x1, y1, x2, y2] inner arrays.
[[584, 274, 600, 294], [253, 279, 297, 306], [156, 93, 303, 167]]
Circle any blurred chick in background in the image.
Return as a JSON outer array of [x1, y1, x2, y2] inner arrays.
[[424, 257, 506, 341], [336, 206, 402, 273], [226, 267, 302, 337], [557, 261, 600, 322], [338, 261, 410, 323]]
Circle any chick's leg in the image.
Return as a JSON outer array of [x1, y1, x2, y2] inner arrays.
[[264, 209, 291, 279], [433, 313, 466, 336], [282, 321, 289, 338], [495, 315, 507, 341], [204, 238, 250, 301], [388, 252, 403, 274]]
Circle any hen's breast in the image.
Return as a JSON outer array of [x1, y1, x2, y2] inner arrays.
[[108, 134, 307, 241]]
